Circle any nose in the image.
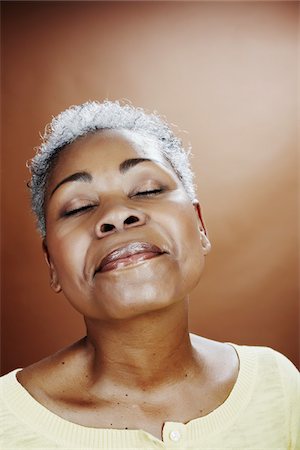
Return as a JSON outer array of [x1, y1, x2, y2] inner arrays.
[[94, 204, 148, 238]]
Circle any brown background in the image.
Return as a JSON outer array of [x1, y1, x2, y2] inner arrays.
[[1, 1, 299, 374]]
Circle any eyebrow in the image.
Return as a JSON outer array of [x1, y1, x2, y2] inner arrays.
[[49, 158, 152, 198], [50, 172, 92, 198], [119, 158, 151, 174]]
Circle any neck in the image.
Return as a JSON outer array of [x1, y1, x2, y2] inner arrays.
[[83, 299, 200, 390]]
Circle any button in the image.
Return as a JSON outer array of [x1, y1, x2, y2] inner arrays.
[[169, 430, 181, 442]]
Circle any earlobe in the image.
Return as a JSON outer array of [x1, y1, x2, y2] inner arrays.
[[199, 230, 211, 255], [42, 240, 62, 293]]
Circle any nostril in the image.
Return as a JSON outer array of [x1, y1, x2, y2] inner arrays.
[[100, 223, 115, 233], [124, 215, 140, 226]]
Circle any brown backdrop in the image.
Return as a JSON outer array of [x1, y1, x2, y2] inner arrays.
[[1, 1, 299, 374]]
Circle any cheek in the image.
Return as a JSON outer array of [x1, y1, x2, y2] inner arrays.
[[47, 229, 89, 282], [145, 215, 204, 312], [177, 214, 204, 281], [159, 198, 202, 258], [155, 197, 205, 285]]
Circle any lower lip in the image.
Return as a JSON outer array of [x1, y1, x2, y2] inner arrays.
[[99, 252, 163, 273]]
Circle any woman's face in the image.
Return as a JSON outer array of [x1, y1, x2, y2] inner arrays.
[[44, 129, 207, 320]]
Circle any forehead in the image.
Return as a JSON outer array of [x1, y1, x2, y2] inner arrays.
[[51, 129, 165, 178]]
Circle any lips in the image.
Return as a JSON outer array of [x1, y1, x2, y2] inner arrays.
[[95, 242, 165, 274]]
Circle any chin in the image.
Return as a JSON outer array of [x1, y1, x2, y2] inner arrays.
[[92, 278, 180, 320], [93, 270, 204, 321], [100, 301, 174, 321], [63, 254, 205, 321]]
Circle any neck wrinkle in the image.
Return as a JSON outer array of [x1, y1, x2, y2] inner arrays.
[[83, 299, 201, 389]]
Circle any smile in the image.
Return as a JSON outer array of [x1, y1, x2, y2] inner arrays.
[[95, 242, 166, 274]]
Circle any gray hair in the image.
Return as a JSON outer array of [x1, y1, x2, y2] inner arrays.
[[27, 100, 196, 237]]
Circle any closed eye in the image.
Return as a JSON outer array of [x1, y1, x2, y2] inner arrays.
[[63, 204, 96, 217], [134, 189, 163, 197]]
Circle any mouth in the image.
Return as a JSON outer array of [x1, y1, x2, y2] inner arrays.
[[95, 242, 166, 274]]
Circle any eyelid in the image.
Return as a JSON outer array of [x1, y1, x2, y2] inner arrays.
[[129, 180, 167, 196], [61, 203, 96, 218], [133, 188, 164, 197]]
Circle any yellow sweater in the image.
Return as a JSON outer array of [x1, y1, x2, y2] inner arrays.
[[0, 344, 299, 449]]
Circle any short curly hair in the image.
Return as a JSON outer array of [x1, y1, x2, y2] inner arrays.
[[27, 100, 196, 237]]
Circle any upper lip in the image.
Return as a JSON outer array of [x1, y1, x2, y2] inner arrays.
[[95, 241, 165, 275]]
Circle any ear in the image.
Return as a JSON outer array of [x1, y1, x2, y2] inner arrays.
[[192, 200, 211, 255], [42, 240, 62, 293]]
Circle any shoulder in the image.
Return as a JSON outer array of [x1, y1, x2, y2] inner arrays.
[[12, 338, 87, 398], [0, 338, 89, 417], [190, 336, 300, 407], [231, 344, 300, 446], [232, 343, 299, 383], [190, 334, 239, 382], [230, 343, 299, 392], [0, 368, 22, 397], [0, 369, 28, 447], [0, 369, 63, 449], [258, 346, 299, 407]]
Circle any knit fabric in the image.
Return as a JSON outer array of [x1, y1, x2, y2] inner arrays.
[[1, 344, 299, 449]]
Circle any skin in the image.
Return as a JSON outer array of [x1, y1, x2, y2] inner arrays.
[[17, 130, 239, 441]]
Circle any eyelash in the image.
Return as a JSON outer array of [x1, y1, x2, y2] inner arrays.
[[62, 189, 164, 218], [63, 204, 96, 217], [133, 188, 163, 197]]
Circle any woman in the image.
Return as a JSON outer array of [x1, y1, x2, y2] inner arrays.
[[1, 101, 299, 449]]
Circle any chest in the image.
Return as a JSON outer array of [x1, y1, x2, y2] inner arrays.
[[42, 384, 227, 440]]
